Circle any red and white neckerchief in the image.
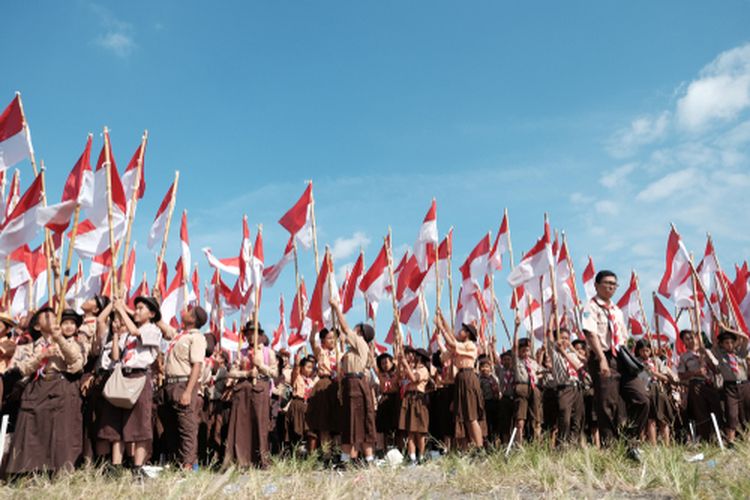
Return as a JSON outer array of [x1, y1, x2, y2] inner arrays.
[[565, 355, 578, 379], [328, 350, 338, 379], [302, 376, 315, 401], [381, 371, 395, 393], [503, 369, 514, 390], [166, 330, 190, 356], [123, 335, 139, 364], [645, 358, 656, 373], [35, 338, 51, 380], [727, 353, 740, 375], [597, 299, 620, 356], [523, 358, 536, 390]]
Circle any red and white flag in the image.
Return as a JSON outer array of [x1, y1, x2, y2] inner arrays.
[[288, 279, 312, 349], [202, 247, 240, 275], [0, 95, 34, 172], [616, 271, 647, 338], [179, 210, 191, 280], [413, 199, 438, 272], [191, 265, 200, 305], [306, 252, 339, 330], [489, 211, 510, 271], [72, 218, 124, 258], [555, 238, 578, 312], [87, 131, 127, 228], [359, 236, 390, 316], [37, 135, 94, 233], [250, 228, 264, 290], [129, 273, 150, 309], [342, 251, 365, 313], [278, 182, 314, 249], [238, 216, 253, 297], [122, 140, 146, 203], [658, 226, 691, 299], [507, 220, 554, 287], [459, 233, 492, 284], [271, 294, 287, 350], [161, 258, 196, 326], [0, 172, 44, 257], [148, 179, 176, 250], [654, 294, 679, 344], [717, 270, 749, 336], [733, 262, 750, 332], [3, 169, 20, 223], [262, 236, 294, 287], [582, 256, 596, 301]]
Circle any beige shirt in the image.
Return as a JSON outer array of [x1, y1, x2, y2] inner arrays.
[[340, 331, 369, 374], [451, 340, 478, 369], [712, 345, 749, 382], [119, 322, 162, 369], [164, 329, 207, 377], [581, 297, 627, 352], [14, 334, 84, 377], [513, 355, 541, 385], [403, 364, 430, 393], [77, 317, 98, 359], [678, 350, 710, 381]]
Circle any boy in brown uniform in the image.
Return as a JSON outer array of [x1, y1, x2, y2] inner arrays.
[[157, 306, 208, 469], [581, 270, 649, 453], [330, 296, 377, 466], [676, 330, 722, 442], [711, 329, 750, 445]]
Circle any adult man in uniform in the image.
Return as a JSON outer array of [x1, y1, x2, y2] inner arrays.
[[582, 270, 649, 451]]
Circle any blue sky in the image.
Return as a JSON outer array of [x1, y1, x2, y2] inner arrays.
[[4, 1, 750, 347]]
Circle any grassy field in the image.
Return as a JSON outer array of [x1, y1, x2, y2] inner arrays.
[[1, 441, 748, 499]]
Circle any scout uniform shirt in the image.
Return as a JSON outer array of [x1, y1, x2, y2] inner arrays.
[[551, 348, 582, 386], [712, 344, 749, 383], [581, 297, 627, 353], [119, 322, 162, 369], [77, 316, 98, 359], [677, 350, 712, 382], [513, 354, 541, 390], [496, 365, 515, 397], [165, 328, 207, 379], [14, 334, 84, 377], [403, 364, 430, 393], [340, 331, 369, 375]]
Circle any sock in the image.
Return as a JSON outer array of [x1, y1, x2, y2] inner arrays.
[[409, 453, 417, 462], [365, 455, 374, 462], [340, 453, 351, 463]]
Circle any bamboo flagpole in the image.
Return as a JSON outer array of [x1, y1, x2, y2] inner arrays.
[[37, 164, 56, 310], [447, 250, 455, 332], [634, 271, 653, 346], [252, 225, 264, 355], [688, 254, 705, 348], [117, 130, 148, 295], [57, 203, 82, 321], [154, 171, 180, 297], [493, 296, 513, 346], [653, 292, 662, 353], [708, 233, 742, 332], [385, 229, 403, 346], [308, 181, 320, 273], [102, 127, 120, 299]]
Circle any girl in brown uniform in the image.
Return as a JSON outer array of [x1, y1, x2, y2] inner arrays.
[[435, 310, 484, 449], [305, 328, 341, 452], [224, 325, 277, 468], [287, 352, 317, 448], [6, 307, 85, 474], [397, 347, 431, 464], [375, 352, 400, 449]]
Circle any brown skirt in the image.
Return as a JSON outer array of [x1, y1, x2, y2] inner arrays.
[[648, 383, 674, 425], [223, 379, 271, 468], [376, 392, 401, 433], [6, 374, 83, 474], [97, 371, 154, 443], [305, 376, 340, 433], [286, 397, 309, 439], [453, 369, 485, 439], [398, 391, 429, 434], [430, 385, 454, 440], [340, 375, 377, 447]]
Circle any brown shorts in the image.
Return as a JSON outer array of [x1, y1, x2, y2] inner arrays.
[[514, 383, 542, 423]]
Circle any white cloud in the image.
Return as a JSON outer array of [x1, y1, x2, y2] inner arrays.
[[90, 4, 136, 58], [600, 163, 637, 188], [331, 231, 370, 261], [676, 43, 750, 131], [635, 168, 698, 202], [607, 112, 670, 157], [594, 200, 619, 215], [569, 192, 594, 204]]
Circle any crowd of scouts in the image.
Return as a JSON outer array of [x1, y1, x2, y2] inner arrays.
[[0, 269, 748, 477]]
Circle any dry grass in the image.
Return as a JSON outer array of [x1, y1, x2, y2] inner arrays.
[[1, 441, 748, 499]]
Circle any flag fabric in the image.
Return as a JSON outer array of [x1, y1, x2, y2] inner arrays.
[[0, 95, 34, 171], [278, 182, 314, 249], [489, 212, 510, 271], [0, 172, 44, 257], [716, 270, 749, 336], [37, 135, 94, 233], [262, 236, 294, 287], [191, 265, 200, 305], [122, 140, 146, 203], [179, 210, 191, 280], [271, 294, 287, 350], [653, 294, 679, 344], [71, 218, 125, 258], [733, 262, 750, 331], [359, 236, 389, 314], [202, 247, 240, 275], [507, 221, 554, 287], [413, 199, 438, 272], [582, 256, 596, 301], [250, 228, 264, 290], [658, 226, 692, 299], [238, 216, 253, 297], [161, 258, 196, 326], [342, 251, 365, 313], [87, 131, 127, 227], [306, 252, 339, 330], [147, 180, 175, 250], [3, 169, 20, 223], [459, 233, 492, 284], [616, 271, 647, 338]]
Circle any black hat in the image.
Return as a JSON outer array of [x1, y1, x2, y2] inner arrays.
[[571, 339, 587, 349], [60, 308, 83, 328], [357, 323, 375, 343], [28, 306, 55, 334], [414, 348, 430, 365], [94, 295, 111, 313], [191, 305, 208, 329], [718, 329, 738, 343], [461, 323, 478, 342], [134, 296, 162, 323], [242, 321, 265, 335], [518, 337, 531, 348]]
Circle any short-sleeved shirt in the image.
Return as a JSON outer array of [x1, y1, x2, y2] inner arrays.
[[581, 297, 627, 352], [712, 346, 749, 383], [340, 332, 369, 374], [165, 328, 207, 377], [677, 350, 708, 381], [120, 322, 162, 369]]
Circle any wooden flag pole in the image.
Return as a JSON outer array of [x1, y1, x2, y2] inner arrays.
[[419, 287, 429, 348], [57, 204, 81, 321], [434, 236, 441, 313], [505, 208, 522, 326], [688, 254, 705, 348], [15, 92, 38, 177], [447, 252, 455, 332], [708, 233, 740, 331], [653, 292, 662, 353], [490, 273, 499, 349], [102, 127, 119, 299], [154, 171, 180, 297], [38, 165, 56, 310], [117, 130, 148, 294], [252, 225, 264, 355], [308, 181, 320, 273], [634, 271, 653, 346], [493, 296, 512, 346], [385, 229, 403, 346], [562, 232, 584, 337]]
